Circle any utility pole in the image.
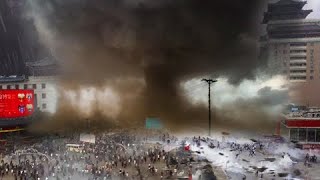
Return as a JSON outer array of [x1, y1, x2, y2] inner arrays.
[[202, 78, 217, 137]]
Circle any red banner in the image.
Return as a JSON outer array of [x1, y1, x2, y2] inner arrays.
[[285, 120, 320, 128], [0, 90, 34, 118]]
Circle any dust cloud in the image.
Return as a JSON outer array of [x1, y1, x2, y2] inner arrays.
[[25, 0, 290, 133]]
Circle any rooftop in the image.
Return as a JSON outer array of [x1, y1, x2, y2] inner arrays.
[[263, 0, 312, 24], [25, 58, 59, 76], [268, 18, 320, 25], [0, 75, 26, 83], [270, 0, 307, 6], [25, 58, 58, 67], [283, 106, 320, 119]]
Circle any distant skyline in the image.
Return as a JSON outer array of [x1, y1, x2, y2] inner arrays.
[[304, 0, 320, 18]]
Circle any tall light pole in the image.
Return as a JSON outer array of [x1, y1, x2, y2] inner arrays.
[[202, 78, 217, 137]]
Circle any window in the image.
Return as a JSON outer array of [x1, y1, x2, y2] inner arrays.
[[299, 128, 306, 142], [290, 63, 306, 66], [307, 129, 316, 142], [32, 84, 37, 89], [15, 84, 19, 89], [290, 77, 307, 80], [317, 129, 320, 142], [0, 86, 2, 90], [290, 129, 299, 141], [283, 50, 287, 54], [290, 42, 307, 47], [290, 63, 298, 66], [42, 103, 47, 109], [7, 85, 11, 89], [290, 70, 306, 73], [290, 56, 307, 60], [310, 76, 314, 80], [41, 83, 46, 89], [290, 50, 307, 53], [310, 70, 314, 73], [24, 84, 28, 89], [42, 93, 46, 99]]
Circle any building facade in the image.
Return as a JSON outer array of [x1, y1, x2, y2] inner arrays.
[[0, 75, 58, 113], [261, 0, 320, 82], [282, 106, 320, 149]]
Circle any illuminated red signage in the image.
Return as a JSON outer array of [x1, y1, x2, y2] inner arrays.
[[285, 120, 320, 128], [0, 90, 34, 118]]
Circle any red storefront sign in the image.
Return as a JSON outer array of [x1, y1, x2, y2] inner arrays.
[[0, 90, 34, 118], [302, 144, 320, 150], [285, 120, 320, 128]]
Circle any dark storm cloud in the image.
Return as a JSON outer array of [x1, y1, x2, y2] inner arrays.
[[27, 0, 266, 82], [25, 0, 284, 131], [257, 87, 289, 106]]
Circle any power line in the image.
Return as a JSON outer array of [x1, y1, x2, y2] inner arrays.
[[202, 78, 217, 137]]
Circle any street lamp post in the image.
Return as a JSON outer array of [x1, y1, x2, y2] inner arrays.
[[202, 79, 217, 137]]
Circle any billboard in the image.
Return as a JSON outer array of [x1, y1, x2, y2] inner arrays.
[[0, 90, 34, 118], [285, 120, 320, 128], [145, 118, 163, 129]]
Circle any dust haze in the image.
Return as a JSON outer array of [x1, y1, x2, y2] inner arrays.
[[25, 0, 289, 133], [289, 81, 320, 107]]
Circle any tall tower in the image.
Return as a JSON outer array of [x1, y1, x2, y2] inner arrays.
[[261, 0, 318, 82], [261, 0, 320, 105], [0, 0, 46, 76], [0, 0, 25, 75]]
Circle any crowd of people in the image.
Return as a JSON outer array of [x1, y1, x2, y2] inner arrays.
[[191, 136, 266, 159], [0, 130, 193, 180], [305, 153, 317, 166], [1, 132, 319, 179]]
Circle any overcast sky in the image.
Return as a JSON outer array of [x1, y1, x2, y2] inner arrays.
[[305, 0, 320, 18]]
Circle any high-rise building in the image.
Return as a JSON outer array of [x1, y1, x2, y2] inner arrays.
[[0, 0, 48, 76], [0, 0, 25, 75], [261, 0, 320, 82]]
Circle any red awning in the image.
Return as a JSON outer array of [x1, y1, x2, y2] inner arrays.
[[285, 120, 320, 128]]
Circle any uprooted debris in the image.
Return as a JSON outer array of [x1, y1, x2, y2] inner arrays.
[[264, 158, 276, 162], [198, 164, 217, 180], [278, 173, 289, 177]]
